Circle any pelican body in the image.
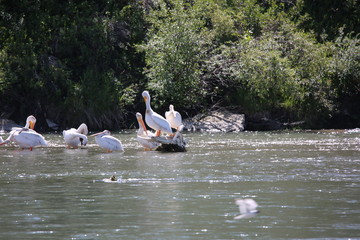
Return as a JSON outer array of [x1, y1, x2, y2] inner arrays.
[[142, 91, 172, 137], [136, 112, 160, 150], [0, 115, 47, 150], [63, 123, 88, 148], [165, 104, 183, 131], [91, 130, 123, 152], [11, 128, 47, 150], [234, 198, 259, 219]]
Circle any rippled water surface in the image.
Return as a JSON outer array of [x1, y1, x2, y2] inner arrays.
[[0, 130, 359, 239]]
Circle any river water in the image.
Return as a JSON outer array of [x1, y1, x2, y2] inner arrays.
[[0, 130, 359, 239]]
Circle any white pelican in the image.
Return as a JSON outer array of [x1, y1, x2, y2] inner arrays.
[[142, 91, 172, 136], [63, 123, 88, 148], [234, 198, 259, 219], [136, 112, 160, 150], [0, 128, 47, 150], [91, 130, 123, 152], [165, 104, 183, 131], [0, 115, 47, 150], [11, 115, 36, 131]]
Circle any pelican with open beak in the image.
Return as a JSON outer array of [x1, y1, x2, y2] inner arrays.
[[142, 91, 172, 137], [91, 130, 123, 152]]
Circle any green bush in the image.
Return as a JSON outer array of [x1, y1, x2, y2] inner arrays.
[[140, 0, 209, 110]]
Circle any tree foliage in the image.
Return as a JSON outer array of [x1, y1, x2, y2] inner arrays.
[[0, 0, 359, 130], [139, 0, 210, 112], [0, 0, 146, 129]]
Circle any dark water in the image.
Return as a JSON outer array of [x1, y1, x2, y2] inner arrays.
[[0, 130, 359, 239]]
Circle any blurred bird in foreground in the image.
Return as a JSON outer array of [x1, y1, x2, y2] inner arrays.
[[234, 198, 259, 219]]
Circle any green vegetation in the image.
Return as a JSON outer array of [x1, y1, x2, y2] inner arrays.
[[0, 0, 359, 130]]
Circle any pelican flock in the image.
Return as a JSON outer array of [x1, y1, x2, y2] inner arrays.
[[0, 90, 186, 152]]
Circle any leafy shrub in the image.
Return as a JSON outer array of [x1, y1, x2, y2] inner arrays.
[[140, 0, 209, 110]]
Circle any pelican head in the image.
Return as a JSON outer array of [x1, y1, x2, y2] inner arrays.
[[169, 104, 174, 111], [136, 112, 148, 135], [25, 115, 36, 130], [90, 130, 111, 137], [136, 112, 142, 120], [103, 130, 111, 135], [79, 137, 87, 146], [142, 90, 150, 102]]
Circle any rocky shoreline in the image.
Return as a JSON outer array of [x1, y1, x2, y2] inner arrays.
[[183, 110, 245, 133], [0, 119, 22, 132], [182, 110, 306, 132], [0, 110, 306, 133]]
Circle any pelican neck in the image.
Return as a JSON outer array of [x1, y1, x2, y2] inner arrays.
[[145, 99, 153, 113]]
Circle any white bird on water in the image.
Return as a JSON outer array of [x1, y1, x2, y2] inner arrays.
[[165, 104, 183, 131], [0, 115, 47, 150], [63, 123, 88, 148], [91, 130, 123, 152], [142, 91, 172, 137], [234, 198, 259, 219], [135, 112, 160, 150]]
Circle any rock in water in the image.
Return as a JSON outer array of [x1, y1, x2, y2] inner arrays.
[[151, 132, 187, 152], [156, 143, 186, 152], [183, 110, 245, 132]]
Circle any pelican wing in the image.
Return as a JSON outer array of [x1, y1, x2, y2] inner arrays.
[[235, 199, 248, 214], [236, 198, 258, 214], [137, 135, 160, 150], [165, 110, 172, 120], [64, 129, 88, 146], [11, 127, 36, 133], [165, 110, 182, 129], [244, 199, 258, 211], [13, 131, 47, 148], [98, 135, 123, 151], [174, 111, 182, 120], [64, 129, 87, 140], [172, 111, 183, 128], [149, 111, 172, 133], [76, 123, 88, 135], [137, 129, 156, 138]]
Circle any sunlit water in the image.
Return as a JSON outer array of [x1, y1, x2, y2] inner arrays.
[[0, 130, 359, 240]]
